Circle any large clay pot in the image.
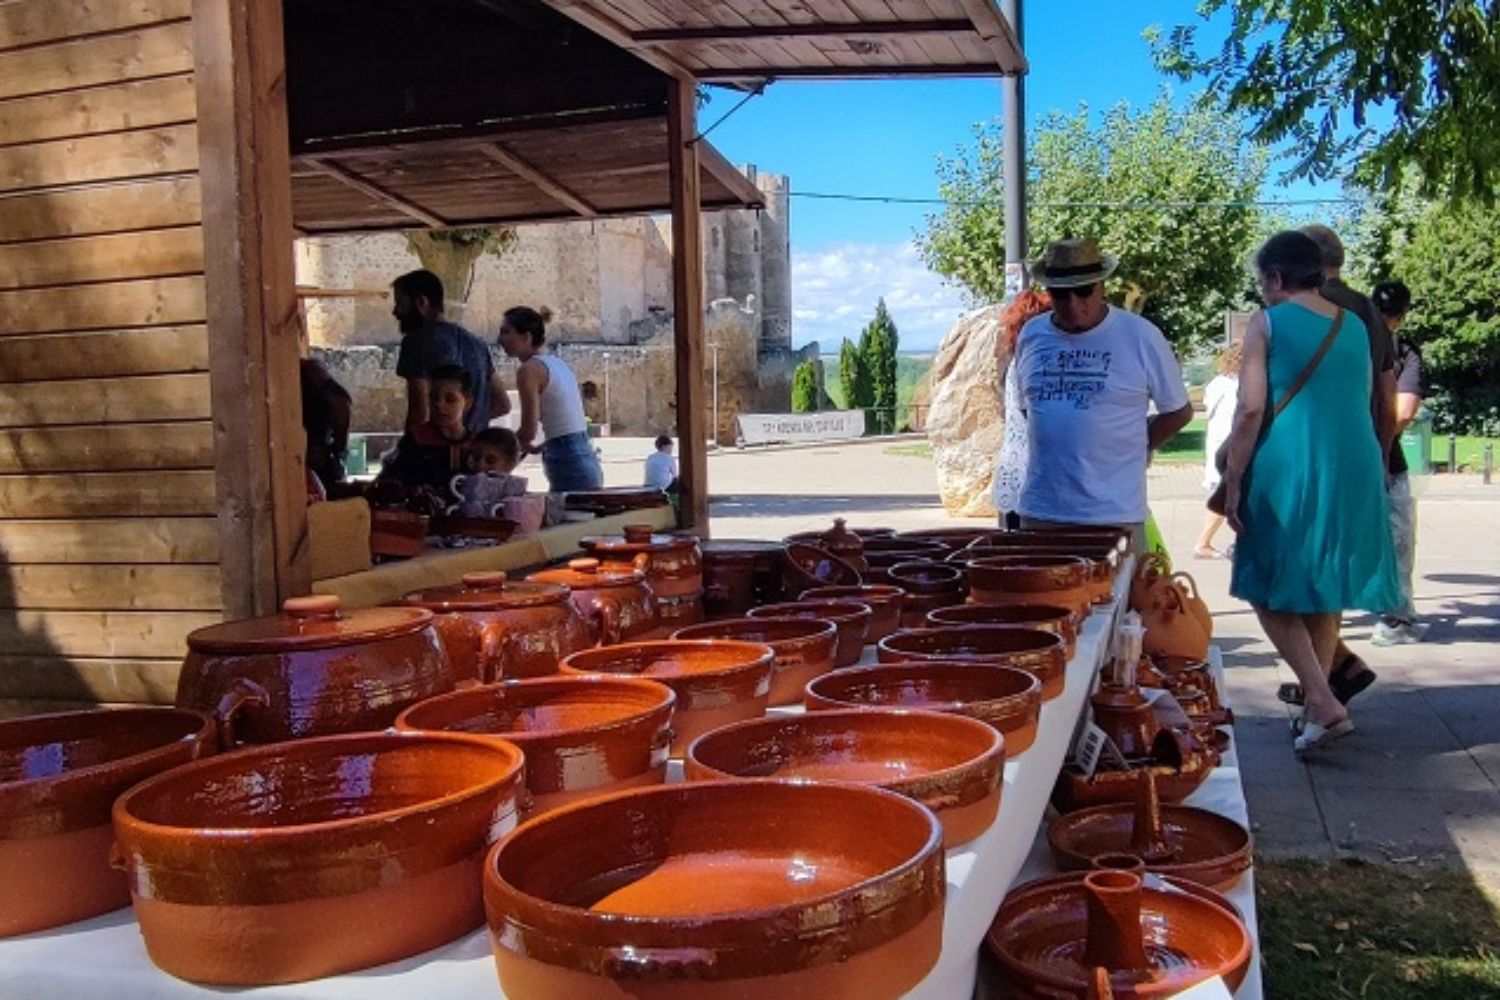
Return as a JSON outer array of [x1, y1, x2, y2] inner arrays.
[[672, 617, 839, 706], [685, 709, 1004, 848], [0, 707, 216, 937], [528, 558, 658, 646], [965, 554, 1094, 616], [559, 640, 774, 755], [176, 595, 453, 747], [402, 571, 591, 684], [748, 600, 873, 668], [784, 517, 867, 572], [878, 626, 1068, 701], [699, 539, 786, 618], [582, 525, 705, 629], [113, 731, 525, 985], [395, 676, 675, 814], [782, 542, 862, 595], [801, 584, 905, 640], [925, 602, 1080, 659], [484, 780, 946, 1000], [886, 561, 966, 628]]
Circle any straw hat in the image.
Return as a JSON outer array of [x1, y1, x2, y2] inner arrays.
[[1028, 238, 1119, 288]]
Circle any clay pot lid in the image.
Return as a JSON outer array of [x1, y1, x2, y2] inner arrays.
[[395, 675, 676, 743], [528, 557, 644, 589], [673, 616, 838, 647], [403, 571, 571, 611], [807, 662, 1040, 713], [581, 524, 698, 555], [560, 639, 775, 681], [186, 595, 434, 654], [748, 600, 874, 625]]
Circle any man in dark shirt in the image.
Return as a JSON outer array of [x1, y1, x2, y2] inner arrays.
[[1371, 281, 1428, 644], [392, 269, 508, 436]]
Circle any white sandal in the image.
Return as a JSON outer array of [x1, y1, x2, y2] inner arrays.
[[1293, 717, 1354, 755]]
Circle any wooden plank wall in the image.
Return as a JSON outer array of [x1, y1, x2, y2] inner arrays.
[[0, 0, 220, 715]]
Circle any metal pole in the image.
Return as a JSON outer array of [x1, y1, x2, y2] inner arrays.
[[1001, 0, 1027, 300], [1485, 443, 1494, 485], [1448, 433, 1458, 473]]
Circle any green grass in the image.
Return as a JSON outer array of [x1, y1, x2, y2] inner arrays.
[[1156, 416, 1208, 465], [1430, 433, 1495, 472], [886, 443, 932, 459]]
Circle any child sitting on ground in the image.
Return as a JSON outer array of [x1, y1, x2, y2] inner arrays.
[[377, 364, 475, 495], [643, 434, 678, 492]]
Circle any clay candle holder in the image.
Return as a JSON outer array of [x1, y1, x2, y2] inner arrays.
[[782, 542, 863, 594], [748, 599, 873, 667], [985, 869, 1252, 998], [395, 675, 675, 814], [560, 640, 774, 754], [672, 617, 838, 706], [699, 539, 786, 618], [527, 558, 658, 646], [484, 779, 946, 1000], [964, 554, 1094, 616], [581, 525, 705, 630], [886, 561, 966, 628], [878, 625, 1067, 701], [924, 602, 1080, 659], [805, 661, 1042, 755], [112, 731, 525, 985], [801, 584, 905, 640], [0, 707, 216, 937]]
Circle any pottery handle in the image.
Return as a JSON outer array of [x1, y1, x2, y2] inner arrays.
[[213, 677, 270, 751], [602, 945, 718, 978], [1168, 571, 1201, 600], [107, 840, 127, 873], [596, 596, 623, 646], [477, 621, 510, 684]]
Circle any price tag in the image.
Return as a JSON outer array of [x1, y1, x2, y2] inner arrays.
[[1074, 721, 1129, 778]]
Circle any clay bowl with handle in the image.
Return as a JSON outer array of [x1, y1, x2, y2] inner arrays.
[[0, 707, 216, 937], [527, 557, 658, 646], [1051, 728, 1220, 813], [782, 542, 863, 595], [402, 571, 592, 684], [805, 661, 1042, 755], [878, 625, 1068, 701], [685, 708, 1003, 848], [886, 561, 966, 628], [175, 595, 454, 747], [483, 779, 946, 1000], [800, 584, 905, 640], [747, 599, 873, 668], [112, 731, 525, 985], [559, 640, 773, 755], [964, 554, 1094, 617], [672, 617, 838, 707], [395, 675, 675, 815], [925, 601, 1080, 659]]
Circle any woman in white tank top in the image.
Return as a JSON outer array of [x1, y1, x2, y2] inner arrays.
[[497, 306, 604, 492]]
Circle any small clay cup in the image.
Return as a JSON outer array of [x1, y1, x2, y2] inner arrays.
[[528, 558, 658, 646], [686, 709, 1004, 847], [878, 626, 1068, 700], [748, 599, 873, 667], [484, 779, 946, 999], [0, 707, 216, 937], [801, 584, 905, 640], [113, 731, 525, 985], [925, 601, 1080, 659], [559, 640, 773, 755], [699, 539, 786, 618], [782, 542, 863, 594], [887, 561, 966, 628], [672, 617, 839, 706], [806, 661, 1042, 755], [965, 555, 1094, 616], [395, 675, 675, 814]]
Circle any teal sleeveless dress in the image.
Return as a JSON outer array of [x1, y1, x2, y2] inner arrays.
[[1229, 302, 1401, 613]]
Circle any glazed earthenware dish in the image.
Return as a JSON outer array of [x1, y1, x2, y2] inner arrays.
[[965, 555, 1095, 615], [528, 558, 658, 646], [962, 543, 1117, 604], [805, 661, 1043, 755], [747, 600, 873, 668], [699, 539, 786, 618], [886, 561, 966, 627], [0, 707, 216, 937], [112, 731, 525, 985], [395, 676, 675, 814], [685, 708, 1003, 847], [402, 571, 592, 683], [878, 626, 1068, 700], [175, 595, 453, 746], [925, 602, 1080, 658], [800, 584, 905, 640], [672, 617, 839, 707], [860, 547, 946, 587], [562, 486, 671, 516], [484, 779, 946, 1000], [782, 542, 863, 594], [559, 640, 773, 754]]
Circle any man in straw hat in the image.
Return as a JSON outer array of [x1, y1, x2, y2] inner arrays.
[[1012, 238, 1194, 551]]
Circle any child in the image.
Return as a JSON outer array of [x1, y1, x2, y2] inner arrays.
[[378, 365, 475, 495], [643, 434, 677, 492], [472, 427, 521, 476]]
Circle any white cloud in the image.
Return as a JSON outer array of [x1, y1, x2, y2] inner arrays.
[[790, 241, 970, 353]]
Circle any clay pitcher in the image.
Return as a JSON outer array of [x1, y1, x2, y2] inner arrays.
[[1129, 552, 1172, 614], [818, 517, 868, 572], [1140, 583, 1210, 663], [1169, 572, 1213, 638]]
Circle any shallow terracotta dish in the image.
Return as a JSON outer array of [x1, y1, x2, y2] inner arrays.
[[878, 626, 1068, 700], [402, 571, 592, 683], [801, 583, 905, 640], [748, 599, 872, 667], [484, 779, 946, 1000], [395, 676, 675, 814], [685, 709, 1003, 847], [559, 640, 773, 754], [860, 547, 946, 587], [925, 602, 1080, 658], [112, 731, 525, 985], [672, 617, 838, 706], [806, 661, 1042, 755], [985, 869, 1251, 998], [0, 707, 216, 937], [699, 539, 786, 618], [528, 558, 658, 646], [886, 561, 966, 627], [965, 554, 1094, 616]]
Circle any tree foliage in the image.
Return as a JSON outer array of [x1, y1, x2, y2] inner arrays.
[[1151, 1, 1500, 202], [404, 226, 517, 307], [791, 360, 819, 413], [838, 338, 872, 417], [859, 300, 900, 434], [917, 93, 1268, 352]]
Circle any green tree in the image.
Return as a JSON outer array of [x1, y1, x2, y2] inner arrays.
[[917, 92, 1268, 352], [1152, 1, 1500, 202], [791, 360, 819, 413], [838, 338, 872, 417], [859, 300, 899, 434], [404, 226, 516, 307]]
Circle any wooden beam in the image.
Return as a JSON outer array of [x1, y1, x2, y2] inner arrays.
[[694, 63, 1008, 81], [697, 144, 765, 210], [193, 0, 310, 616], [479, 143, 598, 218], [667, 76, 708, 533], [633, 20, 973, 43], [956, 0, 1029, 74], [539, 1, 696, 83], [299, 156, 447, 229]]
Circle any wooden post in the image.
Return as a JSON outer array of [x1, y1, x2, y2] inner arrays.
[[193, 0, 310, 617], [668, 77, 709, 532]]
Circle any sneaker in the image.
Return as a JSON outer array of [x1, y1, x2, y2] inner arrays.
[[1371, 622, 1422, 646]]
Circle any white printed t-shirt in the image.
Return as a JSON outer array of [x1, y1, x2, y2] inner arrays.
[[1014, 305, 1189, 525]]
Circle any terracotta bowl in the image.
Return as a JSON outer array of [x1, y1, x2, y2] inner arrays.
[[0, 707, 216, 937], [685, 709, 1003, 847], [886, 561, 966, 628], [878, 626, 1068, 701], [806, 661, 1042, 755], [1048, 803, 1253, 890], [748, 600, 872, 667], [782, 542, 863, 594], [964, 555, 1094, 616], [112, 731, 525, 985], [672, 617, 838, 707], [484, 779, 946, 1000], [850, 526, 898, 538], [965, 543, 1117, 604], [925, 602, 1079, 659], [860, 548, 945, 587], [559, 640, 774, 755], [801, 584, 905, 640], [395, 676, 675, 814]]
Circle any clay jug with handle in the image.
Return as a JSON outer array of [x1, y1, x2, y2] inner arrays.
[[1141, 581, 1210, 662], [1129, 552, 1172, 614], [1168, 571, 1212, 638]]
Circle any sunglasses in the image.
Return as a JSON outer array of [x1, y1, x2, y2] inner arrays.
[[1047, 283, 1098, 301]]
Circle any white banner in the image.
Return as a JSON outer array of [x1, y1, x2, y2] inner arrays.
[[736, 410, 866, 445]]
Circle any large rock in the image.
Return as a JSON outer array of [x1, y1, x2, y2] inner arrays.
[[926, 306, 1006, 517]]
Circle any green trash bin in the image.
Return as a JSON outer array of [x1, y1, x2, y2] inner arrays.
[[1400, 411, 1432, 475]]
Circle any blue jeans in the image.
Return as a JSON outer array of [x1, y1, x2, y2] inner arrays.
[[541, 432, 604, 492]]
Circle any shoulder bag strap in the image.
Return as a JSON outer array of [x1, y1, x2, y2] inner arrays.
[[1268, 307, 1344, 424]]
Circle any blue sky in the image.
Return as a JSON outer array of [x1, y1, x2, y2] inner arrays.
[[698, 1, 1332, 352]]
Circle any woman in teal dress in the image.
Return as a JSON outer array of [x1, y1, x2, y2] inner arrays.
[[1222, 231, 1400, 754]]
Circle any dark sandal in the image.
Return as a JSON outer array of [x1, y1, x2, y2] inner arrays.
[[1277, 656, 1377, 708]]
